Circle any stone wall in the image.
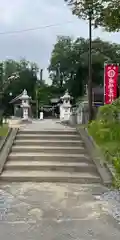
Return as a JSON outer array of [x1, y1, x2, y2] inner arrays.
[[69, 103, 100, 126], [69, 102, 90, 125]]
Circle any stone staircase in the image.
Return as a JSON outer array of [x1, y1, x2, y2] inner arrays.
[[0, 129, 101, 183]]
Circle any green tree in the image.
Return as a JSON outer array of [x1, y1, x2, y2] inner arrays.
[[37, 84, 65, 107], [64, 0, 120, 32], [49, 36, 120, 100], [48, 36, 73, 88], [3, 58, 38, 98], [0, 59, 39, 118]]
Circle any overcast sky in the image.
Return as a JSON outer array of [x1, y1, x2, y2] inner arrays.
[[0, 0, 120, 83]]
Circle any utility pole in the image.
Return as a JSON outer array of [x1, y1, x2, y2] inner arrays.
[[36, 85, 39, 119], [0, 63, 3, 125], [36, 69, 43, 119], [88, 9, 92, 121], [57, 63, 62, 88], [40, 69, 43, 82]]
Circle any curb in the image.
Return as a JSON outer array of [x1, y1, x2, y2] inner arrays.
[[76, 126, 113, 187], [84, 128, 116, 182]]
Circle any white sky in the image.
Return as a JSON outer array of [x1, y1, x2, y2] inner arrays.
[[0, 0, 120, 84]]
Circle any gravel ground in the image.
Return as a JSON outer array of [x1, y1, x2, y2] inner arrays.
[[99, 190, 120, 223]]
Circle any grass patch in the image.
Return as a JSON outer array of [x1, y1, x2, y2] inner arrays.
[[0, 124, 9, 137], [88, 98, 120, 188]]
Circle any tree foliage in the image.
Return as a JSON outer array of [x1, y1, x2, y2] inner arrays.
[[0, 58, 39, 117], [37, 84, 65, 107], [48, 36, 73, 88], [49, 35, 120, 101], [64, 0, 120, 32], [0, 58, 39, 97]]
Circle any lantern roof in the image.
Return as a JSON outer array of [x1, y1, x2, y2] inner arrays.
[[19, 89, 31, 100], [61, 90, 72, 100]]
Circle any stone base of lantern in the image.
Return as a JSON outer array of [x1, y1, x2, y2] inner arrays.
[[20, 118, 32, 124]]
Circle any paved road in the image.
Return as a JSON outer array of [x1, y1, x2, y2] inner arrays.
[[0, 183, 120, 239]]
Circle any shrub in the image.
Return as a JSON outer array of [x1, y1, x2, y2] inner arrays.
[[97, 97, 120, 123], [88, 98, 120, 188]]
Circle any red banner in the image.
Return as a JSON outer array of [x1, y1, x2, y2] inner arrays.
[[104, 64, 119, 104]]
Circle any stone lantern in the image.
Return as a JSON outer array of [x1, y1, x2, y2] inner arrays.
[[20, 89, 31, 121], [60, 90, 72, 122]]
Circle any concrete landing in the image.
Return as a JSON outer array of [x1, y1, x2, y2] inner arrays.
[[20, 119, 75, 131]]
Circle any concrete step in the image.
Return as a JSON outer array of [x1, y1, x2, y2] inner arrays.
[[5, 161, 96, 173], [11, 146, 86, 154], [16, 134, 80, 141], [0, 170, 101, 183], [14, 139, 84, 147], [8, 152, 90, 163], [18, 129, 78, 135]]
